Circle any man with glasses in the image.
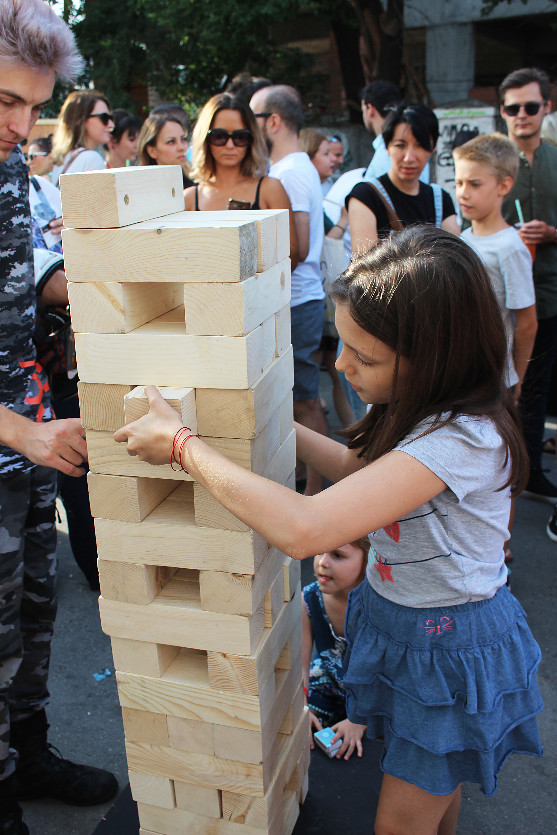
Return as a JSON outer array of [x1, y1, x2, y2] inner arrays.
[[500, 68, 557, 504], [250, 84, 328, 496]]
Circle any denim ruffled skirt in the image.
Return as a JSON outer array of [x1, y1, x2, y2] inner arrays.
[[343, 581, 543, 796]]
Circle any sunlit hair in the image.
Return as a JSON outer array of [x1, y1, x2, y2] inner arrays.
[[137, 114, 185, 167], [453, 132, 519, 182], [382, 103, 439, 152], [191, 93, 267, 182], [330, 226, 528, 493], [0, 0, 83, 82], [299, 128, 329, 160], [52, 89, 109, 163]]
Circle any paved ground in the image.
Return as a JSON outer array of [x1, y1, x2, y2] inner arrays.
[[18, 381, 557, 834]]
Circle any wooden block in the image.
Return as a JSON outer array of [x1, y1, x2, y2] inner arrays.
[[78, 382, 133, 431], [112, 638, 179, 678], [167, 716, 215, 756], [174, 781, 221, 819], [275, 304, 291, 357], [183, 260, 290, 336], [282, 557, 300, 603], [99, 573, 265, 655], [60, 165, 184, 228], [218, 210, 282, 272], [274, 210, 290, 263], [124, 386, 197, 430], [264, 571, 285, 628], [88, 473, 177, 523], [63, 218, 257, 284], [75, 311, 273, 387], [129, 770, 175, 810], [207, 588, 301, 696], [94, 483, 268, 574], [138, 802, 265, 835], [122, 707, 169, 746], [195, 347, 293, 439], [279, 393, 293, 445], [193, 430, 295, 532], [87, 413, 278, 481], [98, 560, 177, 605], [199, 547, 284, 617], [68, 281, 183, 334]]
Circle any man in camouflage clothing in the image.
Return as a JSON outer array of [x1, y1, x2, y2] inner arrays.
[[0, 3, 117, 832]]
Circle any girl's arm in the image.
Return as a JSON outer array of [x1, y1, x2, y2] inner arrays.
[[301, 599, 322, 746], [347, 197, 378, 254], [295, 421, 366, 482], [441, 214, 460, 236], [512, 304, 538, 400], [114, 388, 446, 560]]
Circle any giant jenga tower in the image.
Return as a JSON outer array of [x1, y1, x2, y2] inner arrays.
[[60, 166, 309, 835]]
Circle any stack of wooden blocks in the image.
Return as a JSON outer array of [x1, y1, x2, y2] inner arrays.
[[60, 165, 309, 835]]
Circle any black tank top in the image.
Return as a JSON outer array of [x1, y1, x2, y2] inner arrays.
[[194, 176, 265, 210]]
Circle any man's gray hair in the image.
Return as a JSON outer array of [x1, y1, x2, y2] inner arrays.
[[262, 85, 305, 135], [0, 0, 83, 82]]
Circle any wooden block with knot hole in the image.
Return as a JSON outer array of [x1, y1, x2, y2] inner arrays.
[[68, 281, 183, 334], [62, 216, 257, 284], [59, 165, 184, 228], [183, 260, 290, 337], [88, 473, 177, 523], [124, 386, 197, 431]]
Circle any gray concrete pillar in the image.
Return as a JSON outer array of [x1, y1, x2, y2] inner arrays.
[[426, 22, 475, 105]]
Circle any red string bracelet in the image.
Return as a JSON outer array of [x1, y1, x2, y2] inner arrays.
[[170, 427, 190, 470], [303, 686, 309, 698], [177, 433, 199, 474]]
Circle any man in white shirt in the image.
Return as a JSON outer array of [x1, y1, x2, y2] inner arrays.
[[250, 84, 328, 494], [361, 80, 429, 183]]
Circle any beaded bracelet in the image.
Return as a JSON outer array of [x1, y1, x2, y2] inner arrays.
[[170, 427, 191, 470]]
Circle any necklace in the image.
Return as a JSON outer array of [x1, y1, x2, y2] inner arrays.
[[209, 177, 251, 208]]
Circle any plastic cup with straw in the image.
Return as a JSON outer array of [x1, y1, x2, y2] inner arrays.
[[514, 199, 536, 260]]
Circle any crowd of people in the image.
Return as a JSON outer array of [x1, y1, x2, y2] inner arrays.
[[0, 0, 554, 833]]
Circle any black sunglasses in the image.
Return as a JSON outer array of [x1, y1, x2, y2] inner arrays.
[[502, 101, 546, 117], [207, 128, 252, 147], [87, 112, 113, 126], [25, 151, 48, 161]]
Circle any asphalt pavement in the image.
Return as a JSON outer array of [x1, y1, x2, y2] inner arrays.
[[18, 377, 557, 835]]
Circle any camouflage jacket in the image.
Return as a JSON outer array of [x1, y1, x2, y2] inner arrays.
[[0, 147, 51, 477]]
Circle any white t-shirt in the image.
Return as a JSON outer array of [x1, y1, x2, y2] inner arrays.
[[51, 148, 106, 187], [367, 415, 510, 607], [461, 226, 535, 387], [269, 152, 324, 307], [323, 167, 366, 259], [28, 175, 63, 249]]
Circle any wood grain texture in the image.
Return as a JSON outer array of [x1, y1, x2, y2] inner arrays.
[[78, 382, 133, 431], [88, 473, 177, 523], [68, 281, 183, 334]]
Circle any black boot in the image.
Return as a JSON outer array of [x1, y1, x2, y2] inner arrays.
[[0, 776, 28, 835], [11, 710, 118, 807]]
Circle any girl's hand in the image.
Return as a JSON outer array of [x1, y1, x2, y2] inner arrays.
[[331, 719, 366, 760], [113, 385, 183, 465], [308, 710, 323, 750]]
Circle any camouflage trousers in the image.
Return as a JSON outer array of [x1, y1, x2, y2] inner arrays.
[[0, 466, 57, 779]]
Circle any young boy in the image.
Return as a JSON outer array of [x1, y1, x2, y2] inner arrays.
[[454, 134, 538, 401]]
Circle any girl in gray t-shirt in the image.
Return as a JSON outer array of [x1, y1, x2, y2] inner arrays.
[[116, 225, 543, 835]]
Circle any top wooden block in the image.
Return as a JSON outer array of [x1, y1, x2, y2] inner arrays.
[[60, 165, 185, 229]]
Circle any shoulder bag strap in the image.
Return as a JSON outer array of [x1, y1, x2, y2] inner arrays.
[[431, 183, 443, 228], [60, 148, 86, 178], [366, 177, 404, 232]]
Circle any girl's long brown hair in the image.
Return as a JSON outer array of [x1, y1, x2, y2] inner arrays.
[[330, 225, 528, 494]]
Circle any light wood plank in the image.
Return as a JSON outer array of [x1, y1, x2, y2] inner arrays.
[[275, 304, 291, 357], [88, 473, 177, 523], [124, 386, 197, 430], [174, 781, 221, 819], [183, 260, 290, 336], [129, 770, 175, 810], [69, 281, 183, 334], [112, 638, 180, 678], [98, 561, 176, 605], [63, 219, 257, 284], [78, 382, 133, 431], [121, 707, 169, 746], [138, 801, 266, 835], [60, 165, 184, 228], [199, 547, 283, 617], [167, 715, 215, 756]]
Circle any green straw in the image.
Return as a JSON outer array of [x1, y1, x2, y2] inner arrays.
[[515, 199, 524, 225]]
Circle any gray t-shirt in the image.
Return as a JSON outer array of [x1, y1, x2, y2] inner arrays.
[[366, 415, 510, 607], [461, 226, 535, 387]]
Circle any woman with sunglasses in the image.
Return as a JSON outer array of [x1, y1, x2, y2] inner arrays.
[[347, 104, 459, 254], [51, 90, 114, 186], [26, 135, 54, 178], [137, 112, 194, 187], [184, 93, 298, 262]]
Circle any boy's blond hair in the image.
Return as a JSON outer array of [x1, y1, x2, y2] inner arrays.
[[453, 132, 519, 182]]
